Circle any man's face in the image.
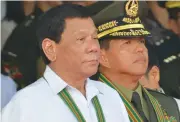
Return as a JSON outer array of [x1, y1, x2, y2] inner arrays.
[[100, 37, 148, 76], [139, 66, 160, 89], [56, 18, 100, 78]]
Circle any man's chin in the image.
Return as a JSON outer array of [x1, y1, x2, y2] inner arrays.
[[84, 68, 98, 78], [129, 69, 146, 77], [131, 65, 147, 74]]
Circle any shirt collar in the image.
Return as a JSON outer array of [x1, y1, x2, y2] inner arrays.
[[43, 66, 68, 94], [85, 79, 103, 102], [135, 84, 143, 104], [43, 66, 102, 98]]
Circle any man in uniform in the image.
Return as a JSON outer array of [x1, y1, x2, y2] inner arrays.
[[139, 43, 180, 112], [155, 1, 180, 99], [92, 1, 180, 121], [2, 4, 130, 122]]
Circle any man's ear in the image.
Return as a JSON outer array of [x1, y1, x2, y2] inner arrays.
[[42, 38, 57, 62], [149, 65, 160, 84], [99, 49, 111, 68]]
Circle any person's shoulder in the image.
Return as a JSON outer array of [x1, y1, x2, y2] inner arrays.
[[147, 88, 174, 99], [1, 74, 17, 88], [2, 77, 51, 120], [147, 89, 180, 121], [147, 89, 177, 105], [9, 77, 51, 103], [174, 98, 180, 108], [174, 98, 180, 104]]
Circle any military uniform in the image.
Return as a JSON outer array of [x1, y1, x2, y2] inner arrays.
[[147, 89, 180, 120], [156, 1, 180, 99], [1, 7, 43, 89], [89, 0, 180, 121]]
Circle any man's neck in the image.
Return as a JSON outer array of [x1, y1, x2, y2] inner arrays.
[[49, 64, 86, 96], [101, 70, 141, 90]]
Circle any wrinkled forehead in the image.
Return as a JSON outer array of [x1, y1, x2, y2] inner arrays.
[[73, 29, 98, 36], [108, 37, 146, 49], [64, 17, 97, 34]]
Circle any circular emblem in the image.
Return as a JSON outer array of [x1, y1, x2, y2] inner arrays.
[[125, 0, 138, 17]]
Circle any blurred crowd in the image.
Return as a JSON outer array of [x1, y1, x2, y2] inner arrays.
[[1, 1, 180, 109]]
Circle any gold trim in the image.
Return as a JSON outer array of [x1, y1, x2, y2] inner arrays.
[[165, 1, 180, 8], [98, 20, 118, 32], [98, 24, 145, 38], [123, 17, 140, 24], [110, 29, 150, 36], [125, 0, 138, 17]]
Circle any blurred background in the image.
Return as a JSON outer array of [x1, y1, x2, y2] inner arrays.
[[1, 1, 180, 108]]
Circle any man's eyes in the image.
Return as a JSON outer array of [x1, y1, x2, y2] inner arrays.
[[140, 39, 145, 44]]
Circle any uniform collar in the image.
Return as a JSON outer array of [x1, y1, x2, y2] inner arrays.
[[115, 83, 143, 103]]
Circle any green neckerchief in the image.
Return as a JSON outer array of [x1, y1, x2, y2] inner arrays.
[[59, 88, 106, 122], [115, 83, 149, 119], [99, 73, 177, 122]]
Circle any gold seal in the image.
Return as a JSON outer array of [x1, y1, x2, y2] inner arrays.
[[125, 0, 138, 17]]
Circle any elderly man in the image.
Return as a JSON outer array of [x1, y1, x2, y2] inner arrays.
[[91, 0, 180, 122], [2, 4, 130, 122]]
